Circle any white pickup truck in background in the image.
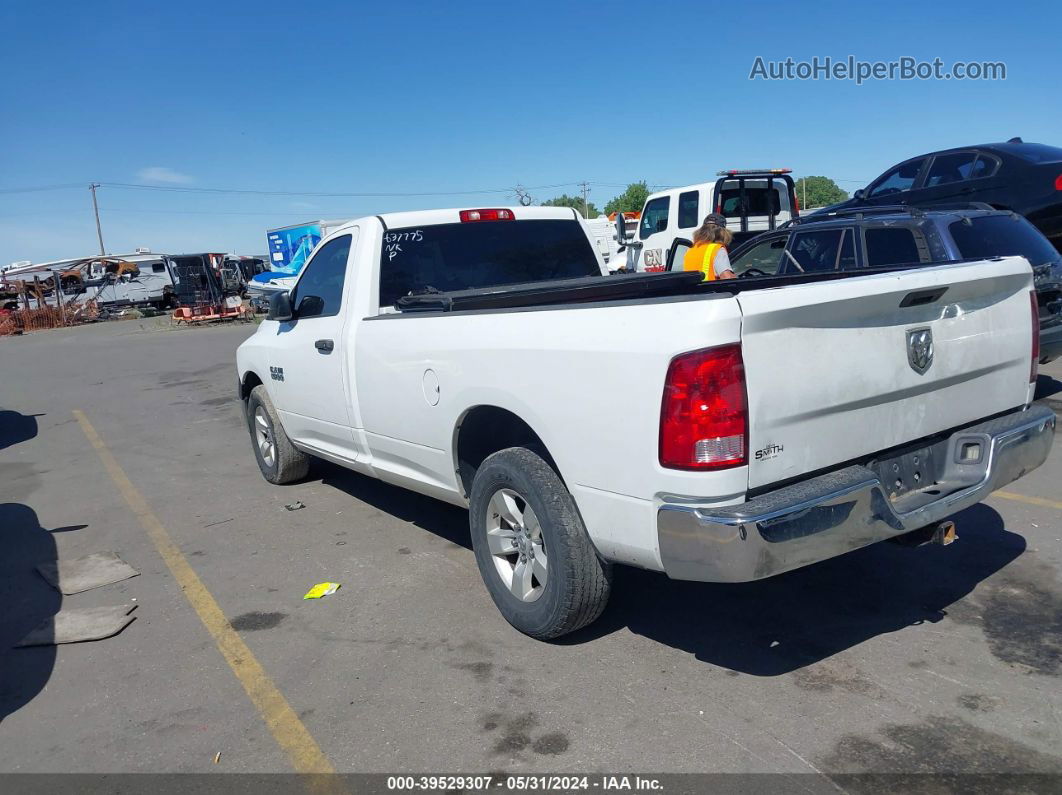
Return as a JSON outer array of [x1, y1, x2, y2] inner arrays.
[[236, 205, 1055, 639]]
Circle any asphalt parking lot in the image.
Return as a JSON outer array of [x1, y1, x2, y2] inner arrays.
[[1, 318, 1061, 779]]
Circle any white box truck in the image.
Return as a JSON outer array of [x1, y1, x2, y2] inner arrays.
[[249, 219, 350, 296]]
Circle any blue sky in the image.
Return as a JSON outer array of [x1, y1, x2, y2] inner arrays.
[[1, 0, 1059, 264]]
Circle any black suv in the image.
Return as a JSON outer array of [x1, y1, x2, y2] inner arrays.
[[685, 206, 1061, 363], [818, 140, 1062, 252]]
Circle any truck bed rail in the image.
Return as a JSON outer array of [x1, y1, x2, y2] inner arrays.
[[392, 263, 930, 313]]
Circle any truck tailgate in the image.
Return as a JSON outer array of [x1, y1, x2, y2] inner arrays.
[[737, 256, 1035, 490]]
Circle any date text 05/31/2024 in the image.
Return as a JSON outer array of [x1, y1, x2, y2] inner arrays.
[[386, 776, 664, 791]]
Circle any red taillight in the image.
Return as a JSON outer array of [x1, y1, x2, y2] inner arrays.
[[1031, 290, 1040, 383], [659, 344, 747, 470], [1054, 173, 1062, 191], [794, 194, 801, 213], [460, 208, 514, 222]]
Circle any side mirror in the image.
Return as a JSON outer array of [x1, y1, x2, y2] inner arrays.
[[614, 213, 629, 244], [267, 291, 294, 322], [853, 188, 866, 201]]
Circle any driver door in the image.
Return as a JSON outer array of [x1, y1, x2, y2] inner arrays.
[[636, 195, 673, 271], [665, 238, 693, 271], [267, 231, 359, 461]]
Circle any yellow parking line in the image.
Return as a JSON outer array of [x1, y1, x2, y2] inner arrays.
[[994, 490, 1062, 511], [73, 410, 335, 775]]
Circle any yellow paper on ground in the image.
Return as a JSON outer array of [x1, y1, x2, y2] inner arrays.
[[303, 582, 341, 599]]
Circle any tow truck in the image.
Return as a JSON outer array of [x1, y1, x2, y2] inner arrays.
[[614, 169, 800, 272]]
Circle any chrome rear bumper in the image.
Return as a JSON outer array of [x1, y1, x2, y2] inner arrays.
[[658, 405, 1056, 583]]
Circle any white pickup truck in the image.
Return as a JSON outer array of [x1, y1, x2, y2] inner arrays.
[[236, 205, 1055, 639]]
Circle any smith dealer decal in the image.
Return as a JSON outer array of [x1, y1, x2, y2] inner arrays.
[[754, 443, 783, 461]]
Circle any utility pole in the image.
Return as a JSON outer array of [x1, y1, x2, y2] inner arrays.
[[802, 178, 807, 211], [89, 183, 105, 255], [579, 181, 590, 217]]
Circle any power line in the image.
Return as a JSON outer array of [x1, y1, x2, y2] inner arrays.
[[0, 176, 870, 199], [0, 178, 751, 205], [99, 207, 354, 216], [0, 183, 86, 195], [96, 181, 584, 198], [0, 207, 346, 219], [0, 180, 587, 199]]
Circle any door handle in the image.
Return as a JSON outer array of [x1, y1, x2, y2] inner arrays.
[[899, 287, 948, 308], [314, 339, 334, 352]]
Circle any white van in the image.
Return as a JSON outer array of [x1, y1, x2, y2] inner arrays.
[[617, 170, 799, 272]]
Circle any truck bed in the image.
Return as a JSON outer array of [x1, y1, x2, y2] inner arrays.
[[393, 263, 931, 313]]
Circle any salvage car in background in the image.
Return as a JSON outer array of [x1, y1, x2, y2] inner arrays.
[[819, 140, 1062, 252], [704, 206, 1062, 364], [1, 253, 178, 311]]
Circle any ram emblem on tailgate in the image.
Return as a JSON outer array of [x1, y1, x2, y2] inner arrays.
[[906, 328, 934, 375]]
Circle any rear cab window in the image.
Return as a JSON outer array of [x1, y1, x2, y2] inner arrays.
[[716, 179, 792, 222], [378, 220, 602, 308]]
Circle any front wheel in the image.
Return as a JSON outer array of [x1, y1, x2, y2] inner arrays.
[[246, 385, 309, 484], [469, 447, 611, 639]]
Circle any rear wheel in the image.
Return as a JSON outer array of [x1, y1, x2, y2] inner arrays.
[[246, 385, 309, 484], [469, 447, 611, 639]]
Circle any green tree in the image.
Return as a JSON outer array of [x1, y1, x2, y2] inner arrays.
[[603, 181, 651, 216], [793, 176, 848, 209], [541, 194, 599, 219]]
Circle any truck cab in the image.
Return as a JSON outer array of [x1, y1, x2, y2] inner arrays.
[[619, 170, 798, 272]]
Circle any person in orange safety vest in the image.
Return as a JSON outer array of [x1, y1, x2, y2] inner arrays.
[[682, 212, 736, 281]]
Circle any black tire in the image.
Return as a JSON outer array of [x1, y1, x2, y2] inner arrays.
[[469, 447, 611, 640], [246, 384, 309, 484]]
